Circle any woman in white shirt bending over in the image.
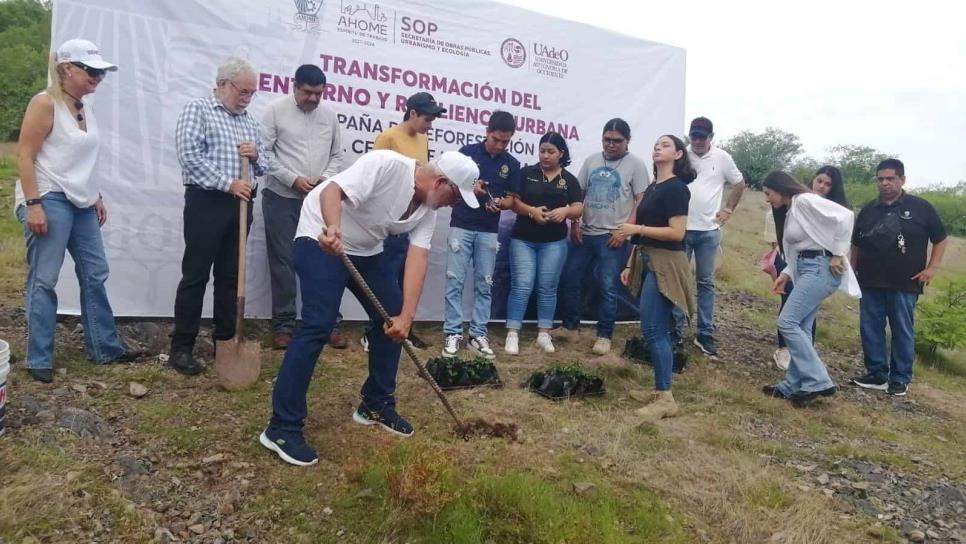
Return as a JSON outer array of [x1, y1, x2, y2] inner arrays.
[[761, 171, 860, 407], [15, 39, 138, 383]]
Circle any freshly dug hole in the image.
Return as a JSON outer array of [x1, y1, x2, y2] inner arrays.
[[454, 418, 520, 441]]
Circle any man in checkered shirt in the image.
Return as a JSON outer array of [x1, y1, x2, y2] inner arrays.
[[169, 56, 272, 377]]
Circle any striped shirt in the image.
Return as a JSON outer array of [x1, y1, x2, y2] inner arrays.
[[175, 94, 272, 191]]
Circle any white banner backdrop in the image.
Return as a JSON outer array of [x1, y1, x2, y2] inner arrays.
[[51, 0, 685, 319]]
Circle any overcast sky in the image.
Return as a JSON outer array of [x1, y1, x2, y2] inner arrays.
[[509, 0, 966, 188]]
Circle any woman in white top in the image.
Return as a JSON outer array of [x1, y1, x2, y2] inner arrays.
[[760, 171, 860, 406], [15, 39, 138, 383]]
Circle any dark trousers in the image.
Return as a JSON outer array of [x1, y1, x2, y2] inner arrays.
[[364, 232, 409, 336], [262, 190, 302, 334], [271, 237, 403, 432], [171, 186, 253, 354]]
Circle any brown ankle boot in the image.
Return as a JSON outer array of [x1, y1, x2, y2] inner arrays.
[[634, 390, 679, 425]]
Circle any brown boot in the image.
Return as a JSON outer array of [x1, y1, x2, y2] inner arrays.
[[328, 327, 348, 349], [272, 333, 292, 350], [634, 390, 679, 425]]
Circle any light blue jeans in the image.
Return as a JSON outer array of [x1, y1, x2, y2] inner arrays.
[[640, 255, 675, 391], [443, 227, 499, 338], [506, 238, 568, 330], [17, 193, 126, 369], [673, 229, 721, 339], [775, 255, 840, 396]]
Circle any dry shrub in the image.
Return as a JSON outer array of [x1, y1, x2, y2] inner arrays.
[[382, 445, 457, 519]]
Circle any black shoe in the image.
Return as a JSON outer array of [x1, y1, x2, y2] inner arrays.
[[108, 350, 144, 364], [887, 382, 908, 396], [352, 403, 414, 437], [788, 386, 836, 407], [27, 368, 53, 383], [693, 335, 718, 357], [762, 384, 789, 399], [168, 351, 204, 376], [852, 373, 888, 391], [259, 428, 319, 466], [672, 347, 688, 374]]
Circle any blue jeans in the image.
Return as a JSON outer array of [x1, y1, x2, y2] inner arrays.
[[558, 234, 625, 339], [776, 255, 839, 396], [271, 237, 403, 432], [775, 253, 815, 348], [17, 193, 125, 369], [673, 229, 721, 338], [506, 238, 568, 330], [443, 227, 498, 338], [640, 256, 675, 391], [859, 288, 918, 385]]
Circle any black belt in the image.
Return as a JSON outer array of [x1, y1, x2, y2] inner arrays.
[[798, 249, 832, 258]]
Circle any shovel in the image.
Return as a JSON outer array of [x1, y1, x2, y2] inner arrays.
[[215, 157, 261, 391], [334, 250, 465, 429]]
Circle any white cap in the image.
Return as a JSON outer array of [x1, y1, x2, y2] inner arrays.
[[56, 39, 118, 71], [434, 151, 480, 209]]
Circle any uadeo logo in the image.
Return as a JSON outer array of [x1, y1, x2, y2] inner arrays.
[[500, 38, 526, 68], [290, 0, 324, 33]]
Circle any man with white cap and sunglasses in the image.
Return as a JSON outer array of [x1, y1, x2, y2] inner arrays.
[[260, 149, 480, 466], [15, 39, 139, 383]]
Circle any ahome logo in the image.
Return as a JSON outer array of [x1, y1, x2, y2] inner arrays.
[[500, 38, 526, 68]]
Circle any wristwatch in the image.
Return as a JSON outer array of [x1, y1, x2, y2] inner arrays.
[[25, 198, 42, 206]]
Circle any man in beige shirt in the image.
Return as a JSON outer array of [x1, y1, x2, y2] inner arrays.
[[262, 64, 345, 349]]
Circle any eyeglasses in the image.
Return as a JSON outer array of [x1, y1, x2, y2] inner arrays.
[[229, 81, 257, 97], [71, 62, 106, 79], [602, 137, 626, 145]]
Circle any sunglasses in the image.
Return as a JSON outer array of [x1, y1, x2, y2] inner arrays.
[[71, 62, 107, 79]]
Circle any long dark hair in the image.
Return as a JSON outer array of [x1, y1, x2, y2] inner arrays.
[[653, 134, 696, 183], [814, 165, 850, 208], [763, 170, 809, 198]]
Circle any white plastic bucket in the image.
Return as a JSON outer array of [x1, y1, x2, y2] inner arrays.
[[0, 339, 9, 437]]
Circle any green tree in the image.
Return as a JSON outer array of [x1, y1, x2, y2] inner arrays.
[[0, 0, 51, 140], [824, 144, 893, 184], [720, 127, 803, 190]]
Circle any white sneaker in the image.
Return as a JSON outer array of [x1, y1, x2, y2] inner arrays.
[[468, 336, 496, 359], [504, 333, 519, 355], [773, 348, 790, 371], [442, 334, 462, 358], [536, 332, 555, 353], [592, 337, 611, 355], [360, 335, 369, 353]]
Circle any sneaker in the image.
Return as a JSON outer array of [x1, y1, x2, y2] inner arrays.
[[852, 373, 888, 391], [504, 332, 519, 355], [360, 334, 369, 353], [108, 349, 144, 364], [352, 404, 414, 437], [761, 384, 789, 399], [693, 335, 718, 357], [773, 348, 791, 371], [468, 336, 496, 359], [259, 428, 319, 466], [442, 334, 462, 358], [788, 386, 837, 407], [536, 332, 555, 353], [328, 327, 348, 349], [592, 337, 611, 355], [887, 382, 908, 396], [168, 351, 205, 376]]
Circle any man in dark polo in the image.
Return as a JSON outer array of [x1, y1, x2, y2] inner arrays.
[[850, 159, 948, 396]]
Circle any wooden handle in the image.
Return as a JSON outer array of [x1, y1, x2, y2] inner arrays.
[[235, 157, 250, 336]]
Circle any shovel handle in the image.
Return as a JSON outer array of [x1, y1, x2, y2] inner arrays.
[[335, 250, 464, 429], [235, 157, 250, 337]]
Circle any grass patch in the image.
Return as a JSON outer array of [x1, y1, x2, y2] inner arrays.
[[342, 443, 689, 544], [133, 401, 205, 455], [743, 480, 794, 511]]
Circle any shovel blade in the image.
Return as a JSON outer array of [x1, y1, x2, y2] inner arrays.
[[214, 338, 262, 391]]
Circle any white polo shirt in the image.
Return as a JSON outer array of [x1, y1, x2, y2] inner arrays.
[[686, 146, 743, 231], [295, 150, 436, 256]]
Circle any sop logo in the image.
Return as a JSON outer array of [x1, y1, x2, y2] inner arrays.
[[500, 38, 526, 68], [291, 0, 324, 33], [534, 42, 569, 61]]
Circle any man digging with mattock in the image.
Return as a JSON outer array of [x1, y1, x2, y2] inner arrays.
[[260, 149, 479, 467]]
